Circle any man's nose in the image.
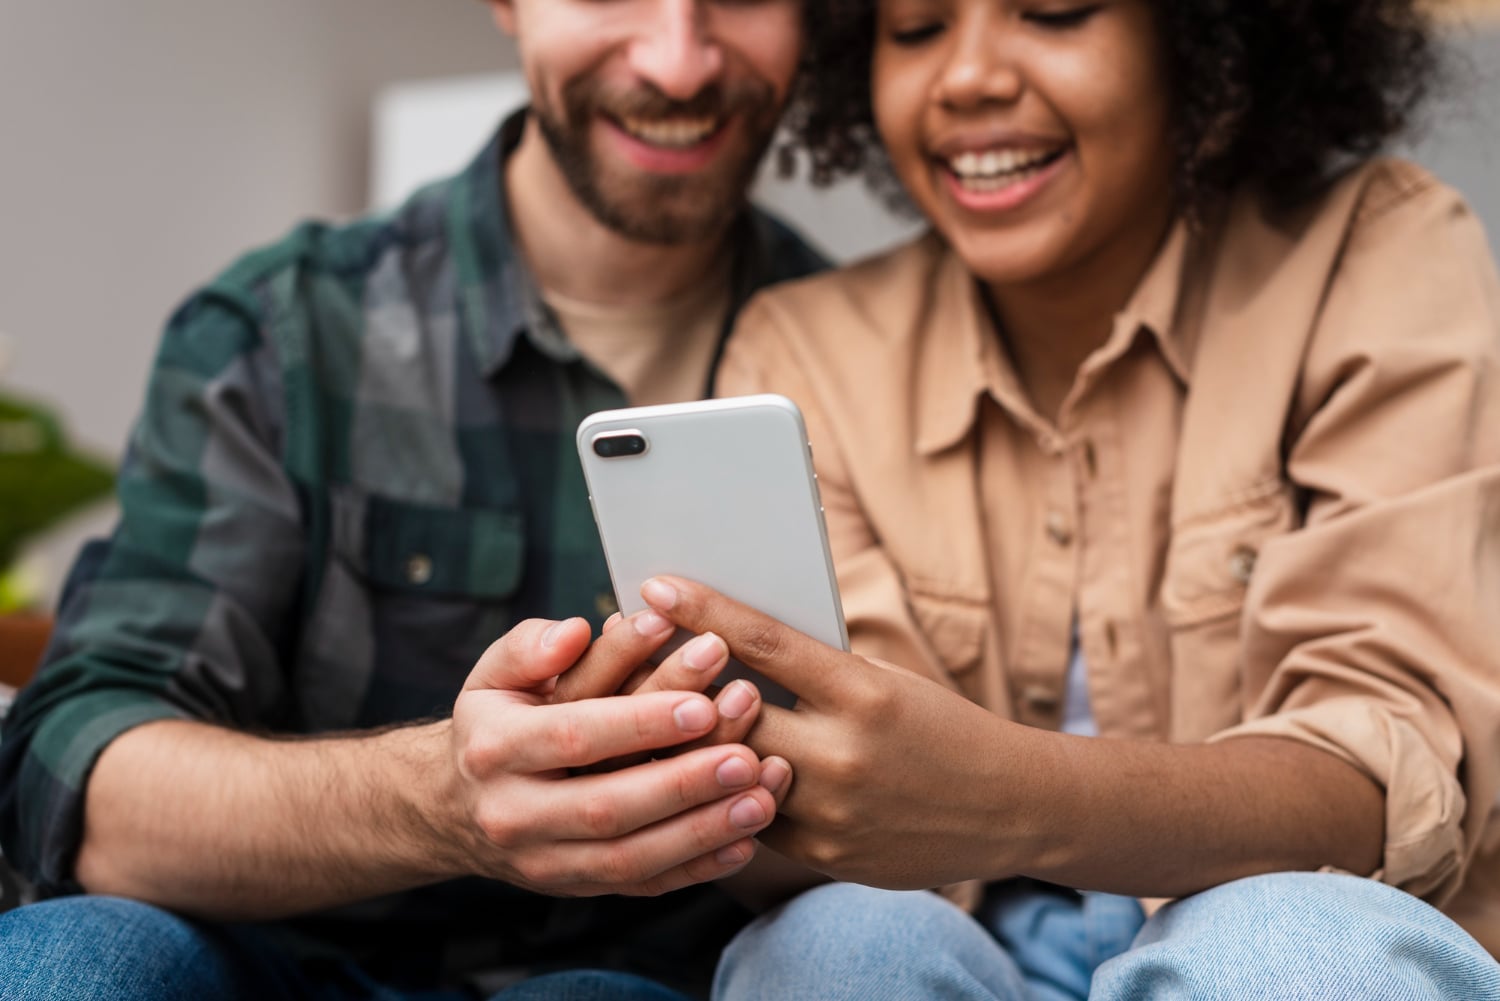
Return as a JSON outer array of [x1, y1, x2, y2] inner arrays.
[[626, 0, 725, 101]]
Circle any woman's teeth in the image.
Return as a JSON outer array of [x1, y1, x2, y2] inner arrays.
[[947, 148, 1060, 191], [620, 115, 719, 149]]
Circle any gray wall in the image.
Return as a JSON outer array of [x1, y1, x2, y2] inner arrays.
[[1407, 20, 1500, 243], [0, 0, 515, 459]]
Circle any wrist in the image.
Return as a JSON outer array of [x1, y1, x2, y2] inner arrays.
[[378, 719, 473, 881]]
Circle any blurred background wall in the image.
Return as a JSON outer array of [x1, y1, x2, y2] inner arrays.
[[0, 0, 511, 461], [1, 1, 1496, 465]]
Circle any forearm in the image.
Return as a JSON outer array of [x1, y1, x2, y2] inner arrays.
[[76, 719, 465, 921], [1001, 731, 1385, 897]]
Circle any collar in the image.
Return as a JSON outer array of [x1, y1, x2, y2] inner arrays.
[[915, 220, 1195, 456], [449, 108, 549, 378]]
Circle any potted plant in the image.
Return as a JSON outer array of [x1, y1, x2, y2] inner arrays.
[[0, 390, 114, 690]]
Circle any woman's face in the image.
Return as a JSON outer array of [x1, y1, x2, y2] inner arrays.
[[873, 0, 1175, 293]]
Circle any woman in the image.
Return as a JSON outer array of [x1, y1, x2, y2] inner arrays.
[[635, 0, 1500, 997]]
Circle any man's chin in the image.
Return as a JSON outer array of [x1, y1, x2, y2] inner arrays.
[[584, 174, 750, 246]]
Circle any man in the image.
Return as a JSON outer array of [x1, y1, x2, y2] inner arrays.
[[0, 1, 822, 997]]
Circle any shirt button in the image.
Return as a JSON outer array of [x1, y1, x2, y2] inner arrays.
[[595, 592, 620, 618], [1045, 511, 1074, 547], [1228, 546, 1257, 585], [405, 553, 434, 586], [1020, 685, 1060, 713]]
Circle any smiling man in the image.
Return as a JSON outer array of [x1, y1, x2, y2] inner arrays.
[[0, 2, 824, 999]]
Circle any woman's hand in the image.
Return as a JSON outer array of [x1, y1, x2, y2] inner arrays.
[[639, 575, 1024, 890]]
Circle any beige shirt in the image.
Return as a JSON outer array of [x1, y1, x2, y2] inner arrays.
[[718, 159, 1500, 953], [543, 256, 731, 408]]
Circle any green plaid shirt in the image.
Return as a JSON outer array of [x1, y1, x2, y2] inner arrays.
[[0, 112, 825, 990]]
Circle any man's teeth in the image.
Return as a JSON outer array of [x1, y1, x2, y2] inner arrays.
[[947, 149, 1058, 190], [621, 115, 719, 148]]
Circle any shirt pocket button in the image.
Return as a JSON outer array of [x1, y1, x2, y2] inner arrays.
[[405, 553, 434, 586], [1228, 546, 1257, 585]]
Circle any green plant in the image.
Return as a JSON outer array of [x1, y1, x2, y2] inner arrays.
[[0, 392, 114, 613]]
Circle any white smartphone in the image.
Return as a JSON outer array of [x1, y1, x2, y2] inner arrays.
[[576, 394, 849, 708]]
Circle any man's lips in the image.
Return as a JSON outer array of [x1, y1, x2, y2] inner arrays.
[[601, 113, 736, 174]]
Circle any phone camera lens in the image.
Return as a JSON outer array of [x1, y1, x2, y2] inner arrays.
[[593, 433, 647, 458]]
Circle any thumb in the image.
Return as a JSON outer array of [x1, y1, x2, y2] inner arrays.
[[463, 617, 593, 693]]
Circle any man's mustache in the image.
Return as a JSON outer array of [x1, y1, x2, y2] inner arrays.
[[571, 80, 773, 124]]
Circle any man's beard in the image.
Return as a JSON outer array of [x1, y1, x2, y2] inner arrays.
[[533, 75, 785, 245]]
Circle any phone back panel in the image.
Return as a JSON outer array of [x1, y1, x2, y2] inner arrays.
[[577, 395, 848, 705]]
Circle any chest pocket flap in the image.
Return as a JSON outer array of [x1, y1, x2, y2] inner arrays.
[[1162, 484, 1298, 628], [363, 495, 524, 600]]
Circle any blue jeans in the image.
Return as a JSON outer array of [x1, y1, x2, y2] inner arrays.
[[714, 874, 1500, 1000], [0, 896, 695, 1001]]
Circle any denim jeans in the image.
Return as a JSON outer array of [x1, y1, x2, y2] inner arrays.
[[0, 896, 695, 1001], [714, 873, 1500, 1000]]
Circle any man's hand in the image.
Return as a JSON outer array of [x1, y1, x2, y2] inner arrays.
[[550, 609, 770, 759], [447, 617, 785, 897]]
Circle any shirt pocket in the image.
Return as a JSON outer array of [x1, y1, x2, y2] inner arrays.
[[1161, 483, 1297, 629], [905, 582, 989, 678], [360, 494, 524, 601]]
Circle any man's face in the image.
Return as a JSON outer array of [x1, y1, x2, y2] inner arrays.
[[492, 0, 804, 245]]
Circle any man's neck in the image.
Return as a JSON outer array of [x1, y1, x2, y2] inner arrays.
[[505, 117, 735, 308]]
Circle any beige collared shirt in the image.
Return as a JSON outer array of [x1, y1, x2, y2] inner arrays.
[[717, 159, 1500, 953]]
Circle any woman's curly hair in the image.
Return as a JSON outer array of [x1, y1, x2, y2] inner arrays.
[[782, 0, 1438, 214]]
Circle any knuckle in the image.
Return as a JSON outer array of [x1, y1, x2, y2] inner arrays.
[[459, 730, 508, 780], [549, 716, 594, 768], [667, 761, 701, 809], [810, 797, 856, 835], [594, 843, 647, 886], [845, 673, 894, 718], [512, 853, 557, 889], [473, 802, 520, 851], [736, 620, 787, 664], [802, 835, 849, 872], [578, 792, 622, 838], [820, 742, 867, 787]]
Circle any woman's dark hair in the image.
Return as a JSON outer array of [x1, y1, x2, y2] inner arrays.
[[784, 0, 1438, 214]]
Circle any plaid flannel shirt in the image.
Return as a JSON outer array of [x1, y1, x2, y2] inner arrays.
[[0, 111, 826, 989]]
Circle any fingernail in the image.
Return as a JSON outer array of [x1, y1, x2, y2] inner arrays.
[[642, 578, 678, 611], [683, 633, 726, 672], [542, 620, 568, 649], [716, 756, 754, 788], [719, 680, 756, 720], [759, 758, 791, 796], [716, 844, 748, 867], [730, 796, 768, 829], [673, 698, 714, 732], [633, 610, 673, 640]]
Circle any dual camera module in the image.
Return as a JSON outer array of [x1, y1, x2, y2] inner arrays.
[[591, 431, 648, 459]]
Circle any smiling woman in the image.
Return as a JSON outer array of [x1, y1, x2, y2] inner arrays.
[[794, 0, 1436, 213], [698, 0, 1500, 995]]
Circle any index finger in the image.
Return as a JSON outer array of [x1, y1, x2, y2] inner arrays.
[[639, 577, 844, 706]]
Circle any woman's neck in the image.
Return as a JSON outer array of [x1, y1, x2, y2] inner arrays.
[[984, 206, 1176, 427]]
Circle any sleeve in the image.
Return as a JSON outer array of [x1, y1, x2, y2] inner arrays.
[[0, 291, 306, 893], [1208, 173, 1500, 903], [717, 294, 957, 690]]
